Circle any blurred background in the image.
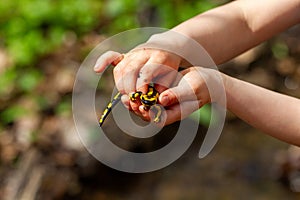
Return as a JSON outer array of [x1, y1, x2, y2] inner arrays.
[[0, 0, 300, 199]]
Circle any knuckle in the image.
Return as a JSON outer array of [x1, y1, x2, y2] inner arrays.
[[113, 66, 121, 75], [140, 68, 153, 79], [112, 54, 124, 66], [152, 51, 168, 63], [123, 64, 136, 74]]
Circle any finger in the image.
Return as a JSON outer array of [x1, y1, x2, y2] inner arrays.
[[121, 94, 131, 110], [159, 68, 210, 107], [139, 105, 151, 121], [159, 83, 199, 107], [170, 70, 185, 87], [113, 52, 149, 94], [161, 100, 202, 126], [137, 62, 175, 94], [122, 57, 148, 94], [154, 83, 168, 95], [154, 70, 179, 93], [130, 97, 142, 116], [94, 51, 123, 72], [113, 58, 131, 94]]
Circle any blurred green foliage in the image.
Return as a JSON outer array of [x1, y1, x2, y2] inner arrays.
[[0, 105, 28, 124], [0, 0, 224, 126], [189, 104, 212, 127], [271, 40, 289, 59], [103, 0, 221, 32], [0, 0, 102, 125], [0, 0, 102, 66]]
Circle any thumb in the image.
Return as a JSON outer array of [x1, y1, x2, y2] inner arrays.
[[159, 84, 198, 107]]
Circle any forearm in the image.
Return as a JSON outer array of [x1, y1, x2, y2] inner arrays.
[[223, 74, 300, 145], [172, 0, 300, 64]]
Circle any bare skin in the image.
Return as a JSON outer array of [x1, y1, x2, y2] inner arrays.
[[158, 67, 300, 145], [222, 71, 300, 145], [94, 0, 300, 144]]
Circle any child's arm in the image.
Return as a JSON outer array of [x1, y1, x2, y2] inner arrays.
[[223, 74, 300, 145], [155, 67, 300, 145], [172, 0, 300, 64], [94, 0, 300, 126]]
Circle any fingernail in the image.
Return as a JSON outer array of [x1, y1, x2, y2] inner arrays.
[[121, 95, 130, 106], [161, 95, 169, 106], [139, 105, 145, 113], [94, 59, 101, 71], [94, 66, 102, 73], [93, 65, 99, 71]]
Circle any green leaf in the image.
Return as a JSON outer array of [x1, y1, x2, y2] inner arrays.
[[0, 105, 27, 124], [189, 104, 212, 127], [56, 100, 71, 116], [17, 70, 43, 92], [7, 37, 34, 66], [271, 41, 289, 59]]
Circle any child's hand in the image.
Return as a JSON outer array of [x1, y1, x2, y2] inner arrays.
[[139, 67, 225, 126], [94, 48, 182, 117], [94, 49, 181, 93]]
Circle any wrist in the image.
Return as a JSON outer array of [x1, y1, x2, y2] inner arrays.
[[221, 73, 237, 109], [142, 30, 206, 68], [146, 31, 190, 51], [145, 31, 188, 66]]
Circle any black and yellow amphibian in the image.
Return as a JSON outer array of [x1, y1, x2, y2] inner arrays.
[[99, 84, 162, 127], [99, 92, 122, 127]]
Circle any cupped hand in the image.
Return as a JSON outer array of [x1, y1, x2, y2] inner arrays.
[[139, 67, 225, 126], [94, 48, 183, 117]]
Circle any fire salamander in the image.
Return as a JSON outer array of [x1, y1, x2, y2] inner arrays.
[[99, 83, 162, 127]]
